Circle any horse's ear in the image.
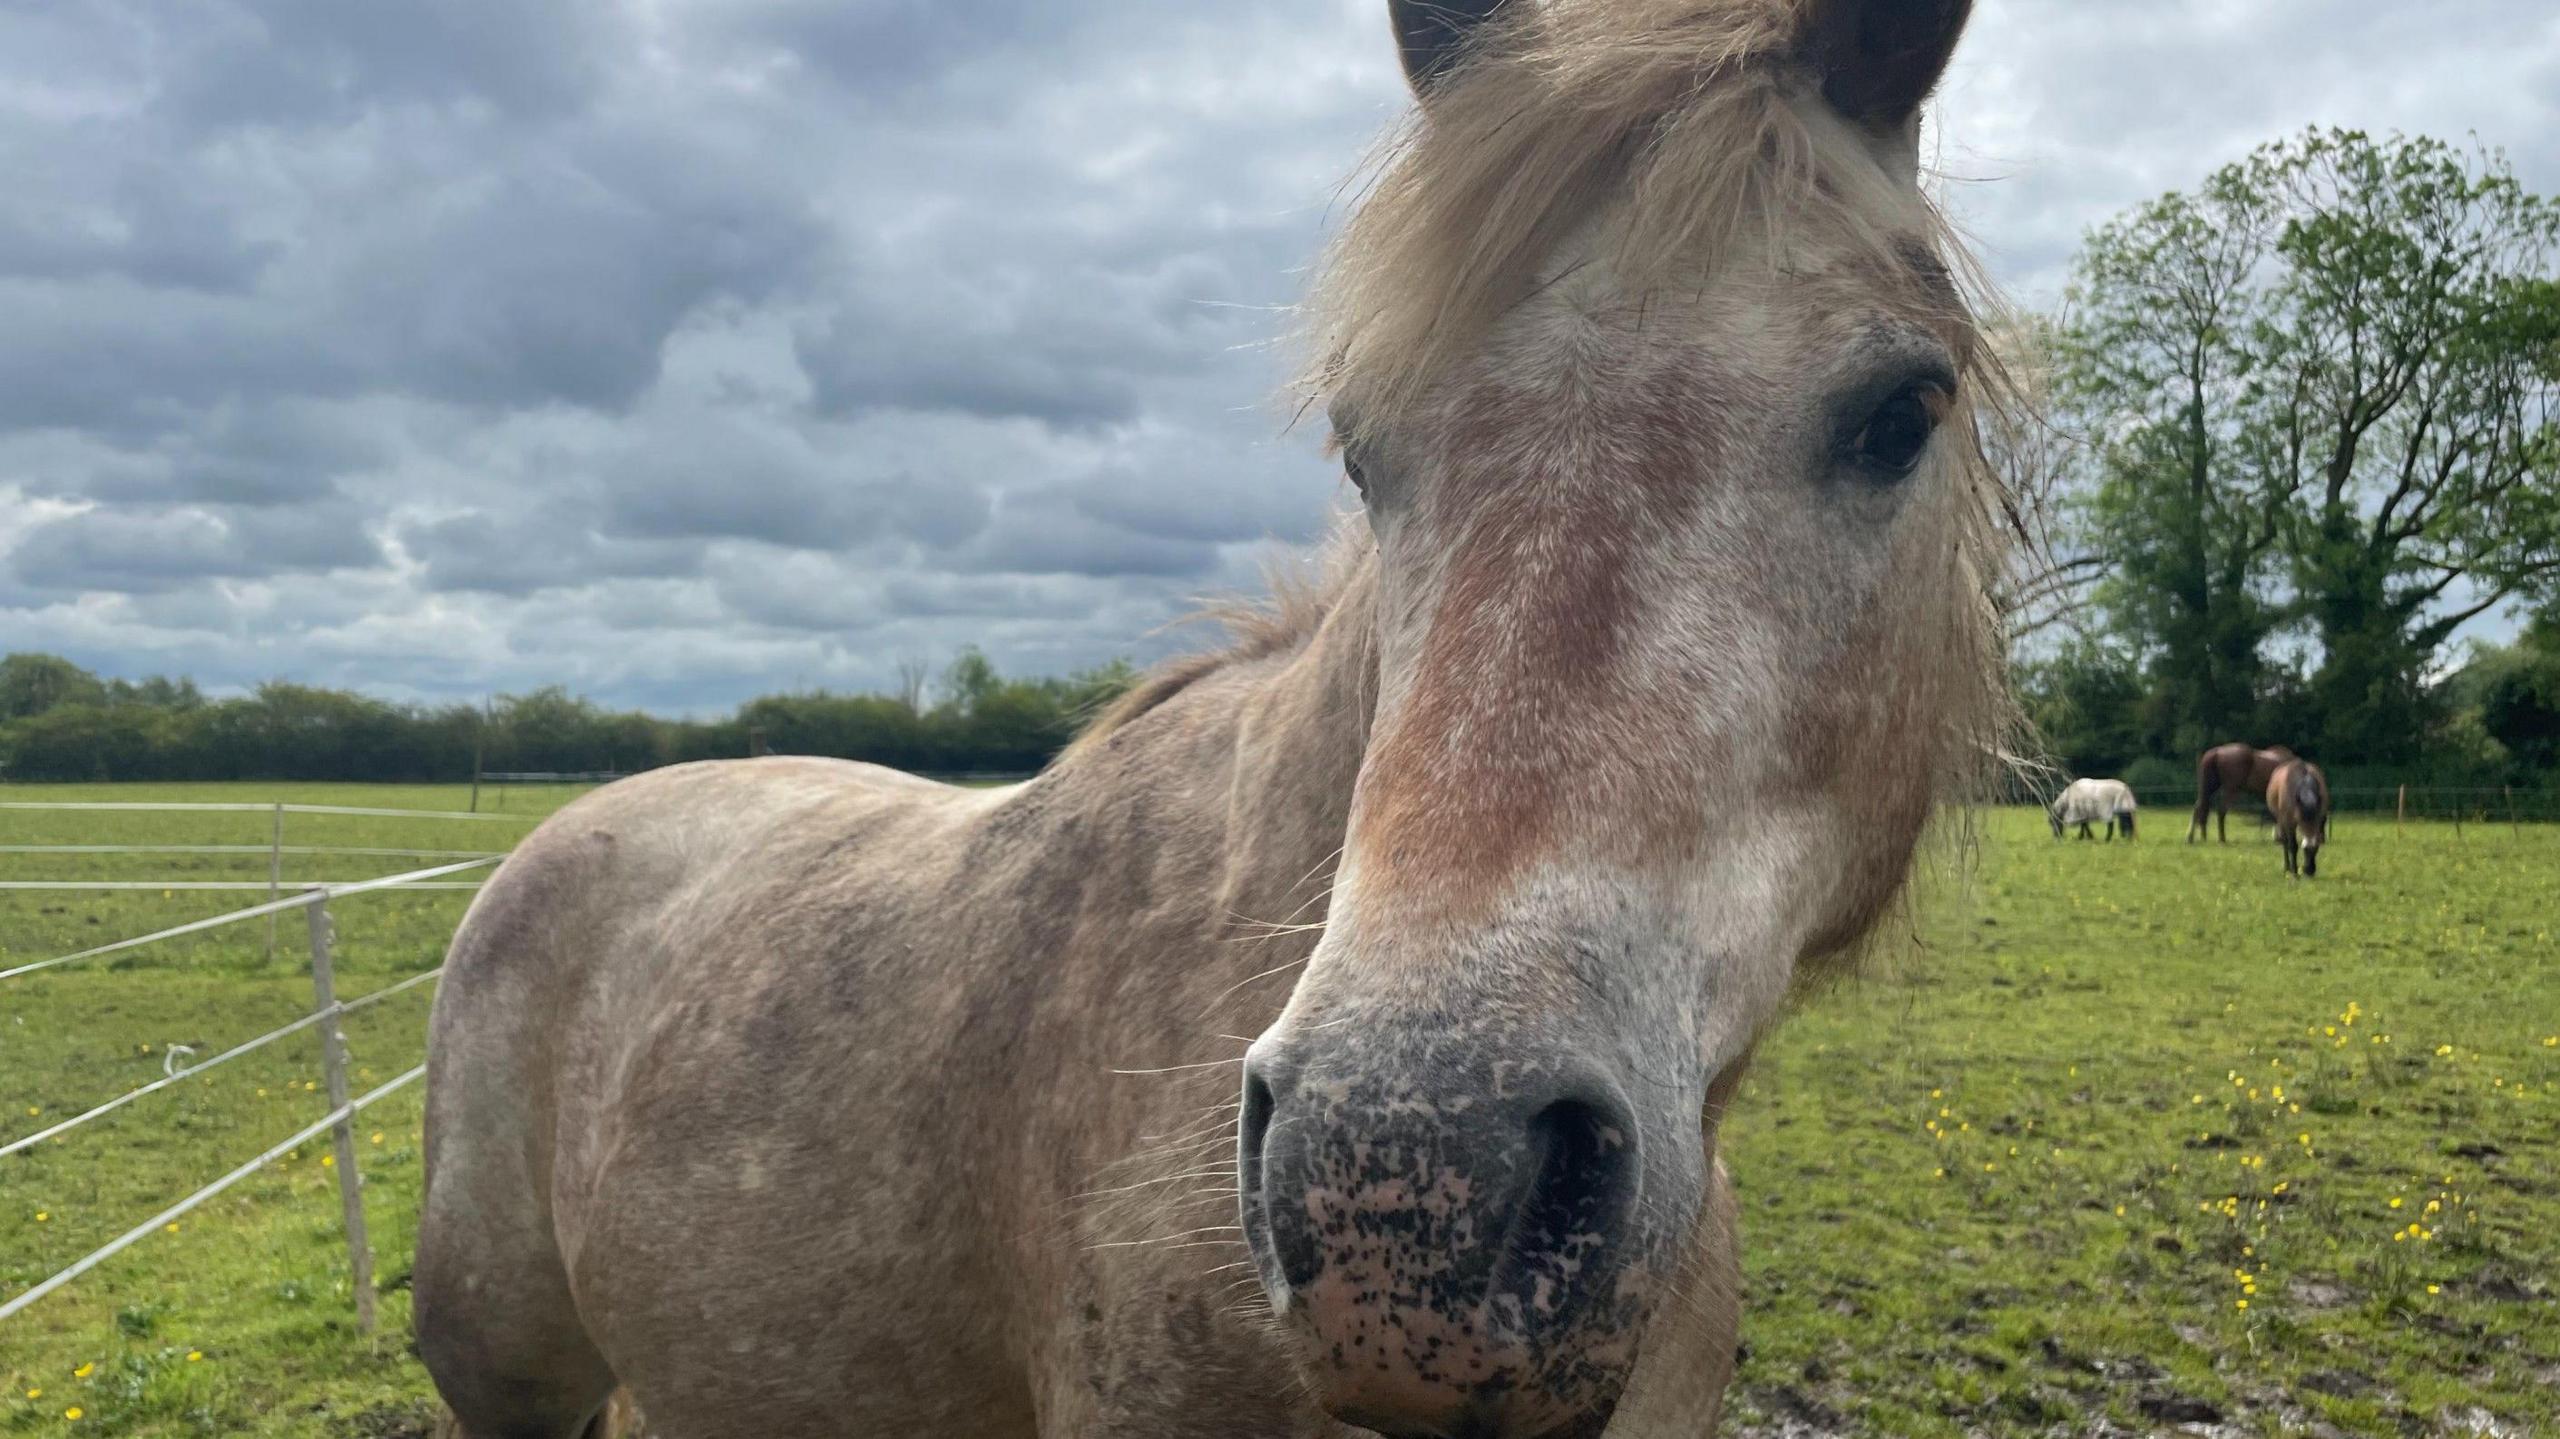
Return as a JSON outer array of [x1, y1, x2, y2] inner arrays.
[[1387, 0, 1511, 95], [1799, 0, 1972, 135]]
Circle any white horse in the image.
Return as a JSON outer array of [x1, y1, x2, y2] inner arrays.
[[2050, 777, 2137, 841]]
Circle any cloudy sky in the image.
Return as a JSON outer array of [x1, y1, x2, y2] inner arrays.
[[2, 0, 2554, 713]]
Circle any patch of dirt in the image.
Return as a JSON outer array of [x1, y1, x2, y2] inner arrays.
[[2440, 1405, 2524, 1438], [1738, 1384, 1852, 1438], [2299, 1370, 2376, 1399], [1725, 1422, 1855, 1439], [341, 1403, 440, 1439], [2471, 1271, 2547, 1303], [2091, 1354, 2167, 1385], [2138, 1390, 2225, 1426], [2288, 1276, 2356, 1309]]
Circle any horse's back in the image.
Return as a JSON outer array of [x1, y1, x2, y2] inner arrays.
[[420, 758, 1038, 1437], [428, 757, 985, 1104], [2267, 758, 2324, 817], [2056, 777, 2131, 822]]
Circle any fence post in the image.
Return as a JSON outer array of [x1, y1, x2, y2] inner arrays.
[[303, 897, 379, 1334], [2507, 785, 2520, 837], [266, 804, 284, 963], [2395, 784, 2405, 835]]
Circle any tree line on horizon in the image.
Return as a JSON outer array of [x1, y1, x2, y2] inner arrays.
[[0, 649, 1137, 783], [4, 625, 2550, 790]]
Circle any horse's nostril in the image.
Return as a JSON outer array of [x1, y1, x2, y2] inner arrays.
[[1238, 1069, 1276, 1201], [1509, 1097, 1632, 1275], [1237, 1065, 1287, 1284]]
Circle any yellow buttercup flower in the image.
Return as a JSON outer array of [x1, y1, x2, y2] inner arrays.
[[71, 1363, 92, 1379]]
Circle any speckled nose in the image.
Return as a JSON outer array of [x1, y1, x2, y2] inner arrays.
[[1238, 1044, 1643, 1439]]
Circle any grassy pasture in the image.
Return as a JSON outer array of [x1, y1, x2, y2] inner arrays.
[[2, 782, 2554, 1437]]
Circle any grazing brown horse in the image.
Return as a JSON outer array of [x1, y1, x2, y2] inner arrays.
[[2187, 742, 2297, 843], [415, 2, 2016, 1436], [2267, 758, 2330, 878]]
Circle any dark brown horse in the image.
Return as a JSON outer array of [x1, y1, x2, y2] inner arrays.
[[2187, 742, 2296, 843], [2267, 758, 2329, 878]]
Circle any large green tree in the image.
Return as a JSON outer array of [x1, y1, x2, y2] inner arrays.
[[2058, 130, 2560, 762], [0, 653, 108, 719], [2058, 163, 2288, 757]]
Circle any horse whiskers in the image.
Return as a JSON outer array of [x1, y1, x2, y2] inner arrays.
[[1071, 1169, 1240, 1201], [1108, 1123, 1238, 1161], [1199, 955, 1315, 1016], [1080, 1143, 1228, 1185], [1107, 1057, 1246, 1075], [1081, 1222, 1245, 1252], [1085, 1215, 1245, 1250], [1215, 847, 1343, 943], [1115, 1107, 1242, 1150], [1221, 918, 1327, 942], [1268, 844, 1346, 916]]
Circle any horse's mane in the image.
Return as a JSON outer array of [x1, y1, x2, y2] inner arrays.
[[2290, 762, 2326, 818], [1068, 524, 1374, 753], [1300, 0, 2005, 434]]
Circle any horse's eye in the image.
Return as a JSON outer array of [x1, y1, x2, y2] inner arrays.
[[1851, 385, 1941, 477]]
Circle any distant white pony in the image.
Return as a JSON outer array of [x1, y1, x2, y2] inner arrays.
[[2050, 777, 2138, 841]]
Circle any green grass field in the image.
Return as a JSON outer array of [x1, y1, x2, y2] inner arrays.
[[3, 782, 2554, 1437]]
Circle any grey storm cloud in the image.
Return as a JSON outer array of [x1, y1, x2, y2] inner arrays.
[[1, 0, 2556, 710], [11, 501, 385, 595]]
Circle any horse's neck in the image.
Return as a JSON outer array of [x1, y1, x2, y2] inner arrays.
[[1057, 558, 1380, 946], [1206, 565, 1381, 932]]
